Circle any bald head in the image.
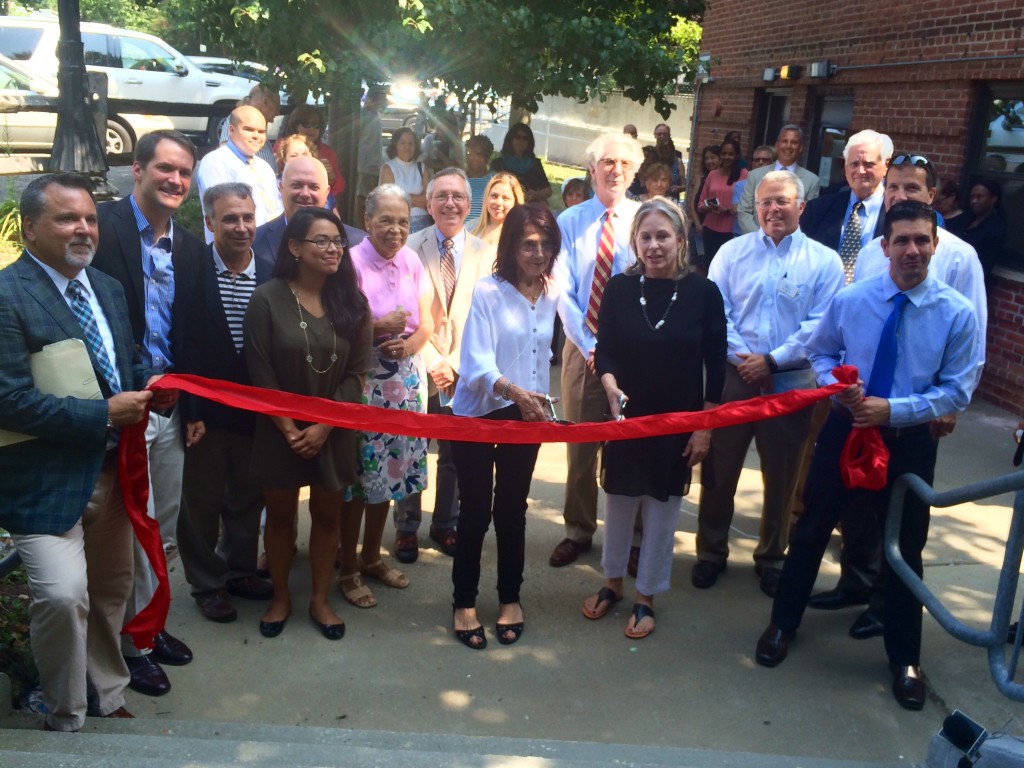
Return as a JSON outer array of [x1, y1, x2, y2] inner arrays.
[[228, 105, 267, 157], [280, 156, 329, 217]]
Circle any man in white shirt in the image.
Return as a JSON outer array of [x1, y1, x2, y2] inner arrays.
[[806, 153, 987, 634], [217, 83, 281, 169], [549, 133, 643, 567], [196, 105, 283, 243], [694, 170, 843, 596], [738, 125, 822, 233], [395, 168, 493, 563]]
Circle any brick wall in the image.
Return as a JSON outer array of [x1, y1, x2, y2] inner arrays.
[[980, 271, 1024, 414]]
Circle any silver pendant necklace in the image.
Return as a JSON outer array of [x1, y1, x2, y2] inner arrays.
[[639, 275, 677, 331], [293, 289, 338, 374]]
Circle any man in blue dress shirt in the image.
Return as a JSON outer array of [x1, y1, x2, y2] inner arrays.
[[755, 201, 980, 711]]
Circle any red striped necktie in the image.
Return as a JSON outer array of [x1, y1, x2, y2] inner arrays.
[[440, 238, 456, 309], [585, 210, 614, 335]]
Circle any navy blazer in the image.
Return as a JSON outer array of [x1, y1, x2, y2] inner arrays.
[[799, 187, 885, 253], [252, 215, 366, 275], [178, 243, 273, 432], [0, 254, 148, 535], [93, 196, 205, 370]]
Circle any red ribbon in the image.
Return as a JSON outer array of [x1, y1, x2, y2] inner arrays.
[[122, 363, 877, 643]]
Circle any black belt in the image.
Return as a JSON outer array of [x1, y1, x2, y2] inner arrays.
[[830, 401, 929, 440]]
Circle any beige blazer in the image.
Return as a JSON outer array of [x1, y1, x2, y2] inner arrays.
[[737, 163, 822, 234], [406, 227, 494, 394]]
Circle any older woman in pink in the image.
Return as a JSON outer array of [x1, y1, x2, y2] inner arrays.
[[338, 184, 435, 608]]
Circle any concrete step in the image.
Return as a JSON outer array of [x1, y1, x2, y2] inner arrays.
[[0, 718, 903, 768]]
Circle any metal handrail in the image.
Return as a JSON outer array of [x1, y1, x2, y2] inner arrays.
[[885, 469, 1024, 702]]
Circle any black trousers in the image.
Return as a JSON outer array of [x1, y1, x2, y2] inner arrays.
[[771, 411, 937, 666], [450, 405, 540, 609]]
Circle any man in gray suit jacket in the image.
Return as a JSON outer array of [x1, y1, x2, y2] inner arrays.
[[0, 174, 174, 731], [393, 167, 494, 563], [737, 125, 822, 234]]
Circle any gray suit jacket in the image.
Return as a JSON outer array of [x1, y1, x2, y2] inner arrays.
[[405, 226, 494, 394], [737, 164, 822, 234]]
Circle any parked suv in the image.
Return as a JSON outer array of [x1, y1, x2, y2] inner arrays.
[[0, 15, 253, 144]]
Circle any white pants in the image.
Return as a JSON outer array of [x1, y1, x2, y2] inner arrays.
[[13, 453, 133, 731], [122, 407, 183, 655], [602, 493, 682, 596]]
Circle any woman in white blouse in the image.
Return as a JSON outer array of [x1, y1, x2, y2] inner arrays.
[[380, 128, 432, 232], [449, 204, 561, 650]]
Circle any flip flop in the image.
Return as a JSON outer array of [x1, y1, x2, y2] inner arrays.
[[582, 586, 623, 620], [624, 603, 655, 639]]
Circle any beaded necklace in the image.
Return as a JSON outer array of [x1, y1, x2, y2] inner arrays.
[[638, 274, 678, 331]]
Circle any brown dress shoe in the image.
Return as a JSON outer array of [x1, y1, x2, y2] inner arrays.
[[891, 665, 926, 710], [226, 575, 273, 600], [104, 706, 135, 718], [195, 589, 238, 623], [756, 566, 782, 598], [548, 538, 592, 567], [429, 524, 458, 557], [755, 623, 795, 667], [691, 559, 726, 589]]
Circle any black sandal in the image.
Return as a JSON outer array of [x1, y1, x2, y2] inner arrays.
[[453, 606, 487, 650], [495, 621, 524, 645]]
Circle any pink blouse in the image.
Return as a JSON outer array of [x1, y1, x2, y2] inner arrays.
[[349, 238, 429, 334], [701, 167, 748, 234]]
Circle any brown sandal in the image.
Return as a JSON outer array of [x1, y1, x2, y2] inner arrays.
[[338, 572, 377, 608], [359, 557, 410, 589]]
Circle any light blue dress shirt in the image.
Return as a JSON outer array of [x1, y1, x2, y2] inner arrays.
[[552, 194, 640, 356], [808, 271, 979, 427], [130, 195, 174, 371], [706, 228, 843, 369], [842, 186, 885, 249]]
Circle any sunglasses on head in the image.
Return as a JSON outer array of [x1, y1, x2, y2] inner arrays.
[[891, 154, 930, 167]]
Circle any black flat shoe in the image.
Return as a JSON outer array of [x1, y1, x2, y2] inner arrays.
[[309, 609, 345, 641], [259, 612, 289, 638], [495, 621, 524, 645]]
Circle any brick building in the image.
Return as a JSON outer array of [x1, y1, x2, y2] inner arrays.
[[692, 1, 1024, 411]]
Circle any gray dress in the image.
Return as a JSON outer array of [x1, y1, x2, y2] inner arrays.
[[244, 278, 373, 491]]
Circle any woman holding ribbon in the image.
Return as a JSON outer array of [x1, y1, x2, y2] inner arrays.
[[244, 208, 372, 640], [449, 204, 561, 649], [337, 184, 435, 608], [581, 198, 726, 639]]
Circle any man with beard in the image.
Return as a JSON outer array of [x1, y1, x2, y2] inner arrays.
[[0, 173, 174, 730], [93, 130, 204, 697]]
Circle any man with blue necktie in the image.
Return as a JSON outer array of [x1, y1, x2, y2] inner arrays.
[[755, 201, 981, 711]]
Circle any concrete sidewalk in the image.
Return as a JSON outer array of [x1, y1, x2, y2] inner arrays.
[[7, 391, 1024, 765]]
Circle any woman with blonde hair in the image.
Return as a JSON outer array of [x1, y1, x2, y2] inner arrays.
[[468, 172, 525, 247]]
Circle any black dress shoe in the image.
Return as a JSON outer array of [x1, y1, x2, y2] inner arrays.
[[756, 565, 782, 598], [548, 538, 592, 567], [226, 575, 273, 600], [807, 588, 870, 611], [394, 533, 419, 564], [849, 609, 884, 640], [124, 654, 170, 696], [429, 525, 458, 557], [152, 630, 193, 666], [891, 665, 926, 710], [691, 559, 726, 589], [755, 623, 794, 667], [308, 609, 346, 640]]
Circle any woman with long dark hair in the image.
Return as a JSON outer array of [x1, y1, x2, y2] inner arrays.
[[490, 123, 553, 205], [697, 138, 747, 264], [244, 208, 372, 641], [687, 145, 720, 269], [449, 204, 561, 649]]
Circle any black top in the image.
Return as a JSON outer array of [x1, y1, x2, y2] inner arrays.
[[595, 272, 727, 500], [962, 213, 1007, 276], [490, 155, 551, 196]]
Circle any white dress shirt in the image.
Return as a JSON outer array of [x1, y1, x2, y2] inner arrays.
[[809, 271, 979, 427], [196, 143, 283, 243], [853, 230, 987, 386], [451, 275, 559, 418], [707, 228, 843, 369], [553, 194, 640, 357]]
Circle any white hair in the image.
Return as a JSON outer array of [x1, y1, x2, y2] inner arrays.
[[755, 170, 805, 203], [843, 129, 894, 163], [585, 133, 644, 168]]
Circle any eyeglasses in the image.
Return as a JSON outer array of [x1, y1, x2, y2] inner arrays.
[[301, 237, 345, 250], [891, 154, 930, 167], [431, 192, 468, 203], [598, 158, 635, 172], [756, 197, 797, 209]]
